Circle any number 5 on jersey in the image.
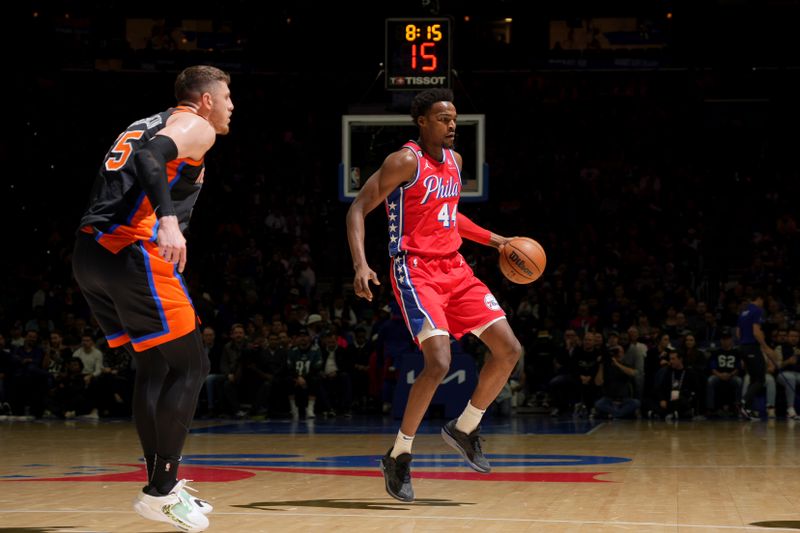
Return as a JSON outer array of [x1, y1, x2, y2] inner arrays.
[[438, 203, 458, 228], [105, 130, 145, 171]]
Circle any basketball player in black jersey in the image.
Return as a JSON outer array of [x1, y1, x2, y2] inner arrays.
[[72, 65, 233, 532]]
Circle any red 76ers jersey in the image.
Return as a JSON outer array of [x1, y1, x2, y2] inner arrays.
[[386, 141, 463, 257]]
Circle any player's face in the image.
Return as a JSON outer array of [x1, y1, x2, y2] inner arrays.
[[207, 81, 234, 135], [422, 101, 457, 149]]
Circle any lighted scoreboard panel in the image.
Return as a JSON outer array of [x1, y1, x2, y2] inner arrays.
[[385, 17, 452, 90]]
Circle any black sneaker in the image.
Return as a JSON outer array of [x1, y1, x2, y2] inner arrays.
[[739, 405, 760, 421], [380, 449, 414, 502], [441, 419, 491, 473]]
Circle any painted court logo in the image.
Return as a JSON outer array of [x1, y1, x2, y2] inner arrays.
[[0, 454, 631, 484], [484, 293, 500, 311]]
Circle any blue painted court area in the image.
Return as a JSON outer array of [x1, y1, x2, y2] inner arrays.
[[190, 415, 603, 436], [179, 453, 629, 468]]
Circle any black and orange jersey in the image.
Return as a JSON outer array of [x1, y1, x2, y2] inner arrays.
[[79, 106, 205, 253]]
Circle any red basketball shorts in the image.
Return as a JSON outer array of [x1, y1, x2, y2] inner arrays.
[[389, 252, 506, 342]]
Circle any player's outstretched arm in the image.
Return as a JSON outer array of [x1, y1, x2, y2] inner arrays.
[[346, 150, 417, 301]]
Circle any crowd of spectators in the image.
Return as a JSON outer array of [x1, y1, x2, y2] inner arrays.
[[5, 63, 800, 422]]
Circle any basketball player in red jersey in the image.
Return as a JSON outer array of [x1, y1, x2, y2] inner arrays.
[[346, 88, 522, 502], [72, 65, 233, 531]]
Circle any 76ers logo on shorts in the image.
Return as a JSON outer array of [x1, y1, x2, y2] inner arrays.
[[484, 293, 500, 311]]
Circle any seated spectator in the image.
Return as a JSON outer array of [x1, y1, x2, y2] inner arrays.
[[644, 333, 672, 414], [346, 326, 376, 413], [11, 330, 48, 418], [657, 349, 702, 420], [777, 328, 800, 419], [55, 358, 92, 419], [287, 328, 324, 419], [225, 333, 287, 418], [93, 347, 133, 418], [706, 331, 743, 416], [571, 332, 601, 417], [594, 344, 640, 419], [319, 332, 353, 417]]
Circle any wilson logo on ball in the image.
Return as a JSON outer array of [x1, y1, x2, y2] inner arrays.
[[509, 251, 534, 277]]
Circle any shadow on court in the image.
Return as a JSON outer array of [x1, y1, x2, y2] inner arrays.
[[751, 521, 800, 530], [234, 497, 475, 511]]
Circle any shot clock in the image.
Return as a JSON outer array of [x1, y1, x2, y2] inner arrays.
[[385, 18, 452, 90]]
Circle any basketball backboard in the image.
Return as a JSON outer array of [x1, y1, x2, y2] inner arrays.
[[339, 114, 487, 202]]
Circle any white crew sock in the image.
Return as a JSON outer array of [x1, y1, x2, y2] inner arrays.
[[390, 430, 415, 458], [455, 401, 486, 434]]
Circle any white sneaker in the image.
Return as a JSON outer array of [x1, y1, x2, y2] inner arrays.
[[180, 482, 213, 515], [305, 406, 316, 419], [788, 407, 798, 420], [132, 479, 210, 531], [290, 406, 299, 420], [767, 407, 777, 419]]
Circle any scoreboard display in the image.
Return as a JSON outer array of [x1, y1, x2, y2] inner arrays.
[[385, 18, 452, 90]]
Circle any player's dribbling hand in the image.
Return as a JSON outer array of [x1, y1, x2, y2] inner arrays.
[[353, 265, 380, 301], [494, 235, 515, 251], [157, 215, 188, 273]]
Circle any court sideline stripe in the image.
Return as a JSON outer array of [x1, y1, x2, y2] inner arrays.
[[0, 509, 793, 531]]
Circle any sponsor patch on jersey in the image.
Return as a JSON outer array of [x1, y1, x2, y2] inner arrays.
[[484, 293, 500, 311]]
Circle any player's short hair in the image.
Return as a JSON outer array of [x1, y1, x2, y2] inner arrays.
[[410, 88, 454, 124], [175, 65, 231, 103]]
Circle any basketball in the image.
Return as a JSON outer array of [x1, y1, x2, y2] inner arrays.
[[499, 237, 546, 284]]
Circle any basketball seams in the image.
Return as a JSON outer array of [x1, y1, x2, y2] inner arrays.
[[509, 243, 541, 275], [498, 237, 546, 284]]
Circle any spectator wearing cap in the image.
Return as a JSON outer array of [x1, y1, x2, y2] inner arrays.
[[706, 330, 743, 416], [305, 313, 324, 350]]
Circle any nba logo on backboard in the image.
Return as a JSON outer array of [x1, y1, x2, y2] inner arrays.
[[349, 167, 361, 189]]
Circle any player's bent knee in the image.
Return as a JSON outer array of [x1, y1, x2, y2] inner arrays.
[[510, 340, 523, 366], [422, 356, 452, 380]]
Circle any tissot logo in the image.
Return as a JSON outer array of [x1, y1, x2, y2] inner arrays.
[[389, 76, 447, 86]]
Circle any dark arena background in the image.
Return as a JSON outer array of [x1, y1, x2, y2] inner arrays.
[[4, 1, 800, 531]]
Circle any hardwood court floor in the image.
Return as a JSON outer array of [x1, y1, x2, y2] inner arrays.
[[2, 415, 800, 532]]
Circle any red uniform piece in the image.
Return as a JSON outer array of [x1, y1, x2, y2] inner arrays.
[[386, 141, 505, 341]]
